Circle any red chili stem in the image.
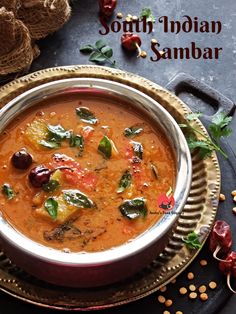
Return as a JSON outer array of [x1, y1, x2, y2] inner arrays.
[[135, 42, 142, 58], [227, 273, 236, 294], [213, 245, 232, 263]]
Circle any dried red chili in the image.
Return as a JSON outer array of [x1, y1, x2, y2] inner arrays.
[[121, 32, 143, 57], [99, 0, 117, 17], [219, 251, 236, 294], [209, 220, 232, 261]]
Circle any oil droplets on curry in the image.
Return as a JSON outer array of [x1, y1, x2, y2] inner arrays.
[[0, 94, 176, 252]]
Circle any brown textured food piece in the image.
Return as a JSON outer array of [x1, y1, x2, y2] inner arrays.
[[0, 7, 36, 75], [17, 0, 71, 39], [0, 0, 20, 13]]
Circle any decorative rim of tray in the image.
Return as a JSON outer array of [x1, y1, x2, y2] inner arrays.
[[0, 66, 220, 311]]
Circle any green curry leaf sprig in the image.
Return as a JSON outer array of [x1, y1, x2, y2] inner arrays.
[[80, 40, 117, 68], [140, 8, 156, 23], [1, 183, 15, 200], [182, 231, 202, 250], [179, 111, 232, 159]]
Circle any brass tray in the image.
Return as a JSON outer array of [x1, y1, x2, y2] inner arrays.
[[0, 66, 220, 310]]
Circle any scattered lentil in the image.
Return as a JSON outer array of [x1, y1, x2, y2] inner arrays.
[[160, 286, 167, 292], [200, 259, 208, 266], [199, 285, 207, 293], [140, 51, 147, 58], [179, 287, 187, 295], [176, 312, 183, 314], [233, 196, 236, 203], [163, 311, 171, 314], [171, 278, 176, 284], [187, 272, 194, 280], [158, 295, 166, 304], [231, 190, 236, 197], [116, 12, 123, 19], [219, 193, 226, 201], [151, 38, 158, 44], [165, 299, 173, 307], [189, 292, 198, 299], [189, 284, 196, 292], [132, 15, 138, 21], [200, 293, 208, 301], [209, 281, 217, 290], [232, 207, 236, 215]]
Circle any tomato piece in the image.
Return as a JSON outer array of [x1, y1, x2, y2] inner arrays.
[[49, 154, 97, 191], [81, 126, 94, 140]]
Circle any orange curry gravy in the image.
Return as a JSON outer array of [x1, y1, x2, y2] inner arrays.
[[0, 93, 176, 252]]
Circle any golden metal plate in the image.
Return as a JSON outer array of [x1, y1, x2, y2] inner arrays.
[[0, 66, 220, 310]]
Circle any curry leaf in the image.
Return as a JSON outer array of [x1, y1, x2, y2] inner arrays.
[[98, 135, 112, 159], [182, 231, 202, 250], [89, 51, 107, 63], [101, 46, 113, 58], [124, 126, 143, 138], [80, 40, 117, 67], [76, 107, 98, 124], [131, 141, 143, 159], [44, 197, 58, 220], [95, 39, 107, 50], [140, 7, 156, 22], [117, 170, 132, 193], [119, 198, 147, 220], [186, 112, 202, 121], [209, 112, 232, 142], [39, 139, 61, 149], [80, 45, 94, 53], [42, 180, 60, 193], [47, 124, 71, 140], [70, 134, 84, 156], [1, 183, 14, 200], [63, 189, 96, 208]]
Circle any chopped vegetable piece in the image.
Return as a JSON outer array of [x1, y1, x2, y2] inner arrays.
[[183, 231, 202, 249], [42, 180, 60, 193], [124, 126, 143, 137], [63, 189, 96, 209], [76, 107, 98, 124], [69, 134, 84, 156], [24, 119, 48, 149], [117, 170, 132, 193], [44, 197, 58, 220], [50, 154, 97, 191], [98, 135, 112, 159], [119, 198, 147, 219], [2, 183, 14, 200], [131, 141, 143, 159], [37, 194, 79, 223]]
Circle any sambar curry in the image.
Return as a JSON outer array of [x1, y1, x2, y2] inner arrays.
[[0, 94, 176, 252]]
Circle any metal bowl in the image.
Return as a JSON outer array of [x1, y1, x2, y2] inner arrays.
[[0, 78, 192, 287]]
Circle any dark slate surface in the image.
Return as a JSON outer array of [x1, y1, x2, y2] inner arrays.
[[1, 0, 236, 313]]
